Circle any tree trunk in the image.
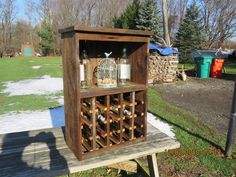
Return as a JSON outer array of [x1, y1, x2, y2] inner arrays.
[[162, 0, 171, 46]]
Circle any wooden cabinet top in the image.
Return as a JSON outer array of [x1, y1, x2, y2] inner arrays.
[[59, 26, 153, 37]]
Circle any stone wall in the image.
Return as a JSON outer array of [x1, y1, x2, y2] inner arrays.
[[148, 53, 179, 83]]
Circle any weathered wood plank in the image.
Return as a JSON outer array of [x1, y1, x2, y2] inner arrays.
[[0, 123, 180, 177], [108, 160, 137, 173], [0, 137, 67, 156], [147, 154, 159, 177], [0, 127, 65, 145]]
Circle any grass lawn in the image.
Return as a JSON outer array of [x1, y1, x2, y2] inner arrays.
[[0, 57, 235, 176], [148, 89, 236, 176], [0, 56, 63, 115]]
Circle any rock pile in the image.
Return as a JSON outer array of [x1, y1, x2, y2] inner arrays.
[[148, 52, 179, 83]]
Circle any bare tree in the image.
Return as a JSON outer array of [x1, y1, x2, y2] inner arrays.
[[12, 20, 35, 50], [166, 0, 189, 39], [179, 0, 188, 24], [51, 0, 83, 27], [0, 1, 4, 50], [0, 0, 138, 55], [162, 0, 170, 46], [93, 0, 130, 27], [200, 0, 236, 48], [166, 0, 178, 38], [0, 0, 17, 52]]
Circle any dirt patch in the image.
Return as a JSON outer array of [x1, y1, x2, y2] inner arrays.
[[154, 77, 234, 138]]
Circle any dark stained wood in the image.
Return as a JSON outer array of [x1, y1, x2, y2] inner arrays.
[[119, 93, 124, 142], [60, 26, 152, 161], [91, 97, 96, 150], [135, 91, 147, 137], [59, 26, 154, 36], [105, 95, 110, 146], [75, 32, 83, 160], [61, 32, 82, 160], [130, 92, 135, 139], [96, 137, 106, 148], [0, 123, 179, 177], [80, 83, 147, 98], [129, 43, 148, 85], [78, 33, 149, 42], [81, 116, 92, 128]]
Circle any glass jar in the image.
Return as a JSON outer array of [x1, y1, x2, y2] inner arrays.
[[118, 48, 131, 85], [97, 52, 117, 88], [80, 50, 91, 88]]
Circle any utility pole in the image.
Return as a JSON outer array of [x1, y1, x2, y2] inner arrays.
[[225, 77, 236, 157]]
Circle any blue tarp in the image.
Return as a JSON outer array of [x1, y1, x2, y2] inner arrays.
[[149, 43, 178, 56]]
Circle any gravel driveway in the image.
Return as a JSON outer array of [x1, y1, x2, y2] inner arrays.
[[155, 77, 235, 139]]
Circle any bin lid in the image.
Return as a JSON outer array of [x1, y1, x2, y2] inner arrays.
[[195, 55, 213, 63], [195, 55, 213, 60], [213, 58, 224, 62]]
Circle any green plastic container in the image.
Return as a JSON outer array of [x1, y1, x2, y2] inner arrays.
[[195, 55, 213, 78]]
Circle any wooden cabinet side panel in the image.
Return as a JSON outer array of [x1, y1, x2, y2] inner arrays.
[[129, 43, 148, 138], [129, 43, 148, 85], [61, 33, 81, 158]]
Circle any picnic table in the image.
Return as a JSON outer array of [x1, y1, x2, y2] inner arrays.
[[0, 123, 180, 177]]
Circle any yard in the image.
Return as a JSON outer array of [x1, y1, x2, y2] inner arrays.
[[0, 57, 235, 176]]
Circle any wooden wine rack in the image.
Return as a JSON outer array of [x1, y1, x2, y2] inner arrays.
[[59, 26, 153, 160], [80, 91, 145, 153]]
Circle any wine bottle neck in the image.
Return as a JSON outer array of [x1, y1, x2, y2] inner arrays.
[[122, 52, 127, 59]]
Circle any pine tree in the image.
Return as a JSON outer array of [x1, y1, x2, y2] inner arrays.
[[112, 0, 141, 29], [136, 0, 161, 42], [175, 2, 206, 63], [37, 20, 54, 56]]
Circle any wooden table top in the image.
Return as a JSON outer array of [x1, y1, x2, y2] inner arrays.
[[0, 123, 180, 177]]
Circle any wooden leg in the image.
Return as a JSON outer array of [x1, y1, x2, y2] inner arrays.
[[223, 66, 226, 73], [107, 160, 137, 173], [147, 154, 159, 177]]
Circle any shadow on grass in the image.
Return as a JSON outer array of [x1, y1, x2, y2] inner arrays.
[[184, 68, 235, 82], [185, 69, 196, 77], [221, 73, 236, 81], [149, 111, 226, 154]]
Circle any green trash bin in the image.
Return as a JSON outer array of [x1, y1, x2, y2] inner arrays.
[[195, 55, 213, 78]]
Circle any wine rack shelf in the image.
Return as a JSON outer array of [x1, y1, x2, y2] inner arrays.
[[59, 26, 153, 160], [80, 91, 145, 154], [80, 82, 146, 98]]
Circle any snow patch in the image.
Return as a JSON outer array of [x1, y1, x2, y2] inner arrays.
[[147, 112, 175, 138], [0, 75, 174, 137], [8, 103, 18, 106], [32, 65, 41, 69], [0, 107, 64, 134], [0, 107, 174, 139], [2, 75, 63, 96], [57, 97, 64, 105]]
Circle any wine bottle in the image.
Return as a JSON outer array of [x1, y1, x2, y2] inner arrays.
[[118, 48, 131, 85], [96, 112, 106, 122], [80, 50, 91, 88]]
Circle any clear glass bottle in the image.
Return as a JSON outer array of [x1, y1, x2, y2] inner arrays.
[[80, 50, 91, 88], [118, 48, 131, 85]]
